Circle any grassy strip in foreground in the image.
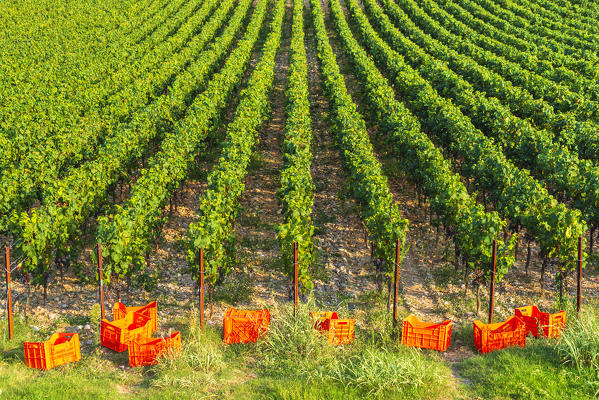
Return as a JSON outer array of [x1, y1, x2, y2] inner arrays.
[[457, 340, 598, 399], [0, 298, 455, 399], [457, 303, 599, 399], [254, 302, 455, 399], [2, 299, 597, 399]]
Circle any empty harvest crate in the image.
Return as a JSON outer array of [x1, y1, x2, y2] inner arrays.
[[402, 315, 452, 352], [128, 331, 182, 367], [101, 311, 152, 352], [310, 311, 339, 332], [223, 308, 270, 344], [328, 319, 355, 345], [113, 301, 158, 332], [24, 333, 81, 370], [473, 316, 526, 354], [514, 305, 566, 338]]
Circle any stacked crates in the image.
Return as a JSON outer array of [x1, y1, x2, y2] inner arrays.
[[113, 301, 158, 332], [514, 305, 566, 338], [101, 301, 181, 367], [101, 310, 153, 352]]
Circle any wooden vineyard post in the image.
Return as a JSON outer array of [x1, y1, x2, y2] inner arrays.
[[293, 242, 299, 310], [199, 248, 205, 331], [393, 239, 400, 328], [5, 247, 13, 340], [577, 236, 583, 315], [488, 239, 497, 324], [97, 243, 105, 321], [25, 273, 30, 324]]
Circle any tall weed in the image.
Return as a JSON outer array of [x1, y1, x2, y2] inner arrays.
[[149, 310, 226, 390], [557, 306, 599, 371], [257, 301, 454, 399]]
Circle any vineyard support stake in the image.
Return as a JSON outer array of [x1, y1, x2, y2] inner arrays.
[[5, 247, 13, 340], [293, 242, 299, 310], [578, 236, 582, 315], [199, 248, 205, 331], [97, 243, 105, 321], [393, 239, 400, 328], [488, 239, 497, 324], [25, 273, 30, 324]]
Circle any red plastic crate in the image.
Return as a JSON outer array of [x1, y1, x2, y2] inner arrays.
[[310, 311, 339, 332], [473, 316, 526, 354], [223, 308, 270, 344], [514, 305, 566, 339], [328, 319, 355, 345], [101, 311, 152, 352], [128, 331, 182, 367], [402, 315, 452, 352], [113, 301, 158, 332], [24, 333, 81, 370]]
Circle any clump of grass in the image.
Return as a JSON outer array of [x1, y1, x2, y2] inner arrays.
[[457, 304, 599, 399], [257, 301, 334, 375], [149, 310, 227, 391], [315, 346, 451, 398], [457, 338, 599, 399], [257, 301, 454, 399], [452, 322, 474, 348], [557, 307, 599, 372], [88, 303, 101, 346]]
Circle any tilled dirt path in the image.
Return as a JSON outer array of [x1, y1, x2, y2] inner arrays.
[[232, 0, 292, 308], [304, 0, 377, 308]]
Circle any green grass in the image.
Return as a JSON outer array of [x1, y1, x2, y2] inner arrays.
[[0, 317, 129, 400], [0, 297, 456, 399], [236, 378, 364, 399], [2, 298, 598, 399], [0, 355, 124, 400], [456, 340, 598, 399], [255, 301, 455, 399], [457, 304, 599, 399]]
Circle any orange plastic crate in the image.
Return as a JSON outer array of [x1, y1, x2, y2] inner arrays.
[[223, 308, 270, 344], [514, 305, 566, 339], [473, 316, 526, 354], [101, 311, 152, 352], [328, 319, 355, 345], [24, 333, 81, 370], [402, 315, 453, 352], [128, 331, 182, 367], [113, 301, 158, 332], [310, 311, 339, 332]]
